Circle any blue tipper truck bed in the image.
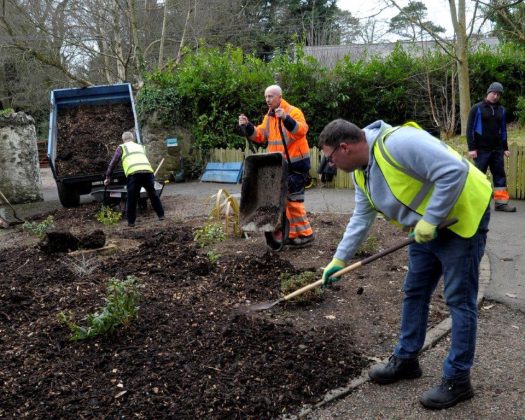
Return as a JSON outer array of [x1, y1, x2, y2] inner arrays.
[[47, 83, 141, 207]]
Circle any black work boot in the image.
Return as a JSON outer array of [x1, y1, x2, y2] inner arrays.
[[368, 355, 422, 384], [495, 204, 516, 212], [420, 376, 474, 409], [287, 233, 315, 247]]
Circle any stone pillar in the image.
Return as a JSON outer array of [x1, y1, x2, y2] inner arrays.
[[141, 117, 193, 181], [0, 112, 43, 203]]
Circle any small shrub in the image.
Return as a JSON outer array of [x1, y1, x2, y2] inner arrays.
[[23, 215, 55, 238], [58, 276, 140, 341], [96, 205, 122, 226], [280, 271, 323, 305], [355, 235, 379, 257], [193, 222, 225, 248], [0, 108, 14, 117], [206, 250, 221, 264]]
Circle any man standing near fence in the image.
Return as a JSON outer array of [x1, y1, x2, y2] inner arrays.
[[467, 81, 516, 212], [238, 84, 314, 246]]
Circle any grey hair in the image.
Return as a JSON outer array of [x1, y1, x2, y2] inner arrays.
[[319, 119, 364, 147], [122, 131, 135, 142], [265, 84, 282, 96]]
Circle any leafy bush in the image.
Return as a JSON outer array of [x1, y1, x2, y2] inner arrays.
[[137, 41, 525, 154], [516, 96, 525, 127], [280, 271, 323, 304], [0, 108, 14, 117], [96, 205, 122, 226], [23, 215, 55, 238], [58, 276, 140, 341], [193, 222, 226, 247]]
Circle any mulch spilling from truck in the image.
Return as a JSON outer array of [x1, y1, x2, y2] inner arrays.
[[55, 103, 135, 177], [0, 202, 449, 418]]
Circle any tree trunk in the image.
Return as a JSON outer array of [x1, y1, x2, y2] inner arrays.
[[158, 0, 171, 69], [449, 0, 471, 135]]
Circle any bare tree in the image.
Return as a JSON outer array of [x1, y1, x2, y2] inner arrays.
[[387, 0, 483, 135]]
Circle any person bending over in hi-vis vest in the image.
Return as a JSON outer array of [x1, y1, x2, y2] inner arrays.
[[319, 118, 491, 410], [104, 131, 165, 227]]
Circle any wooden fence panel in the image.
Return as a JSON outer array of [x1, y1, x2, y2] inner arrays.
[[209, 144, 525, 198], [507, 143, 524, 199]]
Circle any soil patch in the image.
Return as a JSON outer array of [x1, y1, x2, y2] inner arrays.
[[0, 200, 448, 418]]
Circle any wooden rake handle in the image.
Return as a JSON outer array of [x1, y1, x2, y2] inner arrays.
[[282, 217, 458, 302]]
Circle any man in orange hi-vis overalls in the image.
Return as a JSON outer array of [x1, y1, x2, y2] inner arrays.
[[238, 84, 314, 246]]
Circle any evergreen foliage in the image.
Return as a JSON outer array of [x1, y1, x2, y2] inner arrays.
[[137, 43, 525, 151]]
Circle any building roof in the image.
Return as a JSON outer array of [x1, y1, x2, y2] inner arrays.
[[304, 36, 500, 68]]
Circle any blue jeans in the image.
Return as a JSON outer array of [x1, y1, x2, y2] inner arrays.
[[394, 209, 490, 379]]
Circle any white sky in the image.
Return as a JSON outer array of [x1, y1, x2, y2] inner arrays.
[[336, 0, 484, 40]]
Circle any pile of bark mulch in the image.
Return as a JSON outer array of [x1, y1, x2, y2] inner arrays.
[[0, 224, 369, 419], [55, 103, 135, 177]]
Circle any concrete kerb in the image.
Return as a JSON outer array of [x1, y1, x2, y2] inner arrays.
[[292, 254, 491, 419]]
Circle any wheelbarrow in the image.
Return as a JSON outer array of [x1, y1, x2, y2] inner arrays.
[[240, 152, 289, 251], [90, 158, 166, 212], [90, 181, 165, 213]]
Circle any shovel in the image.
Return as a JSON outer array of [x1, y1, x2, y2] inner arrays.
[[0, 189, 25, 225], [246, 217, 458, 311]]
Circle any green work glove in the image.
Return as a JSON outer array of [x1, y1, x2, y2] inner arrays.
[[322, 258, 346, 287], [412, 219, 437, 243]]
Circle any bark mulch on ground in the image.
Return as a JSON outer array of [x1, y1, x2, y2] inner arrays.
[[0, 201, 448, 418]]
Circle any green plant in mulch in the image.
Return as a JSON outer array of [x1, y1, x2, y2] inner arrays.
[[23, 215, 55, 238], [57, 276, 140, 341], [206, 250, 221, 264], [193, 221, 226, 248], [280, 271, 323, 304], [96, 205, 122, 226], [355, 235, 379, 257], [0, 108, 14, 117]]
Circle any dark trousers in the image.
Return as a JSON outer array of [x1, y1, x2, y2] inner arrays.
[[474, 150, 507, 188], [126, 172, 164, 224]]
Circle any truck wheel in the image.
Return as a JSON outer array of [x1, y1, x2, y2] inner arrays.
[[58, 183, 80, 207]]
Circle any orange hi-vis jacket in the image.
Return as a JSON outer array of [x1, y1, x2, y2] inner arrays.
[[252, 99, 310, 165]]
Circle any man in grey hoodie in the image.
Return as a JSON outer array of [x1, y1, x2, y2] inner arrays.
[[319, 119, 492, 410]]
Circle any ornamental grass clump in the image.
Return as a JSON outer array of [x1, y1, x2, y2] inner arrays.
[[280, 271, 323, 305], [58, 276, 140, 340]]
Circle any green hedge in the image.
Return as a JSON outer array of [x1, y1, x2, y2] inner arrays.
[[137, 43, 525, 151]]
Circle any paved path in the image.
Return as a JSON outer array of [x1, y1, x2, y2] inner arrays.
[[5, 169, 525, 418]]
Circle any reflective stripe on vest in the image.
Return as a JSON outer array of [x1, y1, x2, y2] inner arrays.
[[354, 122, 492, 238], [121, 142, 153, 177]]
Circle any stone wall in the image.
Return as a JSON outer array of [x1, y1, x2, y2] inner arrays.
[[140, 116, 193, 181], [0, 112, 43, 203]]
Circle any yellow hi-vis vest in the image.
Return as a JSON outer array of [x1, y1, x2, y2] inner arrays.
[[354, 122, 492, 238], [120, 142, 153, 177]]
